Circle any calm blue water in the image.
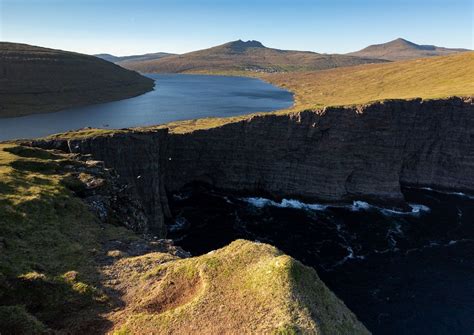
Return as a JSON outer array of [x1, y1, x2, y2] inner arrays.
[[0, 74, 293, 141]]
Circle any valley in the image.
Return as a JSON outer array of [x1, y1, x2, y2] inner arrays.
[[0, 17, 473, 334]]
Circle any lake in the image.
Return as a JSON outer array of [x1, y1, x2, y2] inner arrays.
[[0, 74, 293, 141]]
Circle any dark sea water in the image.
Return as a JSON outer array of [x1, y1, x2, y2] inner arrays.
[[169, 186, 474, 335], [0, 74, 293, 141]]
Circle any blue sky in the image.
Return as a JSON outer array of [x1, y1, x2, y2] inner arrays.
[[0, 0, 472, 55]]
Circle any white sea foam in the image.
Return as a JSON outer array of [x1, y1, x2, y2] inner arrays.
[[242, 196, 430, 216], [350, 201, 430, 216], [242, 197, 328, 211]]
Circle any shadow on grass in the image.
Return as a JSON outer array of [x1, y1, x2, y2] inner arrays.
[[0, 181, 14, 194], [0, 272, 114, 334], [0, 191, 124, 334], [4, 146, 62, 161], [9, 159, 60, 175]]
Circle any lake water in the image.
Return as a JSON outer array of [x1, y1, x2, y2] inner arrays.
[[169, 186, 474, 335], [0, 74, 293, 141]]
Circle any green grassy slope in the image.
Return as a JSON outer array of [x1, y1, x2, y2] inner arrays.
[[0, 143, 139, 333]]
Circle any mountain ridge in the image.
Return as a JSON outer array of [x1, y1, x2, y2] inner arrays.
[[348, 38, 470, 60], [119, 39, 387, 73]]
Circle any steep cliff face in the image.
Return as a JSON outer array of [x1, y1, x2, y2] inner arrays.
[[166, 97, 474, 205], [32, 130, 170, 235], [31, 97, 474, 235]]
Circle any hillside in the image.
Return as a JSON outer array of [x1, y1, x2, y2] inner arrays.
[[120, 39, 387, 73], [116, 51, 472, 134], [348, 38, 470, 61], [0, 42, 154, 118], [263, 51, 474, 110], [94, 52, 175, 64]]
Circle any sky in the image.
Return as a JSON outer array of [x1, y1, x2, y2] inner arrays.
[[0, 0, 472, 56]]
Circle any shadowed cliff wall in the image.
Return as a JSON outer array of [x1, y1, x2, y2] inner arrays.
[[32, 131, 170, 235], [166, 98, 474, 205]]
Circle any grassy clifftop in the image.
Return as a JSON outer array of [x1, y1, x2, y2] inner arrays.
[[0, 42, 154, 118]]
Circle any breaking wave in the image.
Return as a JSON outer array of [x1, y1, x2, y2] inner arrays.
[[241, 197, 430, 216]]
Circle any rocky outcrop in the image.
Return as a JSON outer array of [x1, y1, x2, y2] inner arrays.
[[31, 97, 474, 235], [32, 130, 170, 236]]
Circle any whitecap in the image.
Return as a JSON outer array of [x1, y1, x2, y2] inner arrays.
[[242, 196, 430, 216], [241, 197, 328, 211]]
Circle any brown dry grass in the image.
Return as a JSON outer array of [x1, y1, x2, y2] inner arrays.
[[262, 51, 474, 110]]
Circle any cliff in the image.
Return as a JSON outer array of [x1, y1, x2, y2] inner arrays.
[[31, 97, 474, 236], [0, 42, 154, 118], [166, 97, 474, 205], [32, 130, 170, 235]]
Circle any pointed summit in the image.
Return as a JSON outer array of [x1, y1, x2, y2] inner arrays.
[[224, 40, 266, 52]]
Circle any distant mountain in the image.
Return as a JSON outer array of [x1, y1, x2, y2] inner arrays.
[[95, 52, 176, 64], [119, 39, 387, 73], [348, 38, 470, 61], [0, 42, 154, 118]]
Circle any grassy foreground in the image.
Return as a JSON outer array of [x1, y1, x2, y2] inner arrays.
[[0, 143, 140, 333], [106, 240, 369, 334]]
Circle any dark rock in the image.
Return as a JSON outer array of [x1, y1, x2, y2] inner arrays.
[[166, 97, 474, 207]]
